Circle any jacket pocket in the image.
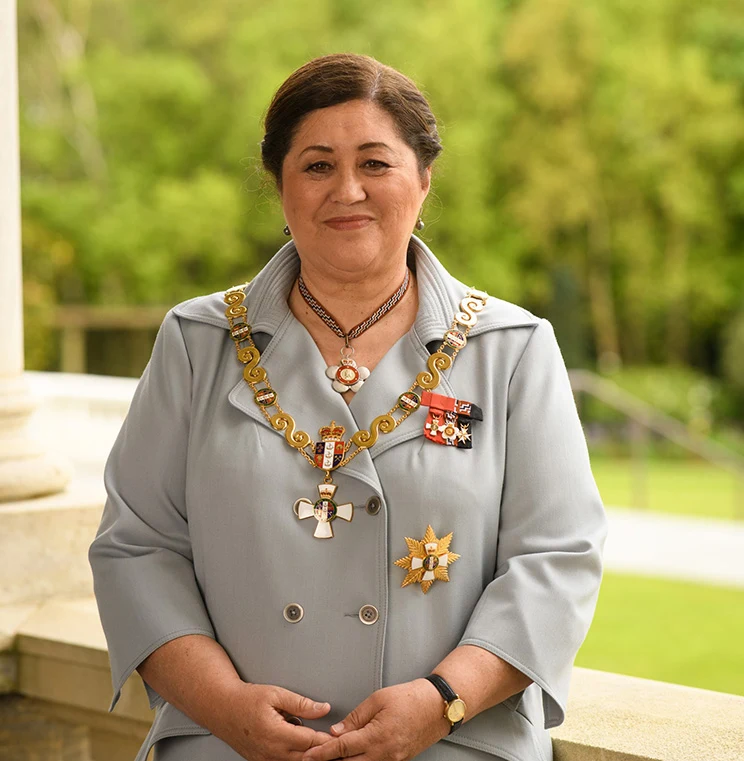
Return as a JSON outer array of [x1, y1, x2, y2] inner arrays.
[[135, 702, 211, 761]]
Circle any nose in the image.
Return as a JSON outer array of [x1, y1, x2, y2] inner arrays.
[[329, 166, 367, 205]]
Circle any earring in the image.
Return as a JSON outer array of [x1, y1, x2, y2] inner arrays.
[[283, 225, 291, 236], [415, 217, 425, 231]]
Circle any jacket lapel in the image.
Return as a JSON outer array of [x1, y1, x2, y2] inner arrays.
[[174, 236, 540, 491], [345, 324, 456, 460], [227, 309, 387, 493]]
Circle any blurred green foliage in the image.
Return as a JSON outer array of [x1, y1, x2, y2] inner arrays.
[[17, 0, 744, 414], [583, 365, 737, 426]]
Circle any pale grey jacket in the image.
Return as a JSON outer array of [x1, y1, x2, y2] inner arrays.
[[89, 236, 607, 761]]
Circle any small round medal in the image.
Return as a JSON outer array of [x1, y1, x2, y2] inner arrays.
[[254, 388, 277, 407], [336, 363, 360, 386], [444, 329, 467, 350], [326, 356, 370, 394], [398, 391, 421, 412], [314, 497, 337, 523], [423, 554, 439, 571]]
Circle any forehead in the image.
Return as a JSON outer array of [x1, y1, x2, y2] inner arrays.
[[290, 100, 405, 152]]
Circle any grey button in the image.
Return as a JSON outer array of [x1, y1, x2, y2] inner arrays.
[[283, 603, 304, 623], [365, 496, 382, 515], [359, 604, 379, 625]]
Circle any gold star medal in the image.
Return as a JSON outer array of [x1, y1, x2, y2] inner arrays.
[[394, 525, 460, 594]]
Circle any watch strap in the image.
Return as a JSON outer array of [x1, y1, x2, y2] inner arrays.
[[425, 674, 463, 734], [426, 673, 457, 702]]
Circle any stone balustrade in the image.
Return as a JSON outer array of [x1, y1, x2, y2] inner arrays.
[[0, 591, 742, 760]]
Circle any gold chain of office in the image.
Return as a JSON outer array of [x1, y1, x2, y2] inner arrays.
[[223, 283, 489, 475]]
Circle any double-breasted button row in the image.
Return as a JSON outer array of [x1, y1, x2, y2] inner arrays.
[[283, 602, 379, 625], [358, 604, 379, 625], [283, 603, 304, 623], [365, 496, 382, 515]]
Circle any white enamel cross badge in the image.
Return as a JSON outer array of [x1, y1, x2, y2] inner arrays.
[[293, 482, 354, 539]]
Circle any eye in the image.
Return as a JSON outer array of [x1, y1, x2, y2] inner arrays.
[[305, 161, 332, 173], [363, 159, 390, 170]]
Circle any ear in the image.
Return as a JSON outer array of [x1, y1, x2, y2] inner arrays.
[[421, 166, 432, 197]]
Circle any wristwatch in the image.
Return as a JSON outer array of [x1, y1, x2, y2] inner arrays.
[[424, 674, 466, 734]]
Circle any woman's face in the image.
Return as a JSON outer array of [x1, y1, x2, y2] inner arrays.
[[280, 99, 431, 280]]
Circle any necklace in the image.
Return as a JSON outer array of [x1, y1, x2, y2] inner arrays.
[[224, 282, 488, 539], [297, 270, 410, 394]]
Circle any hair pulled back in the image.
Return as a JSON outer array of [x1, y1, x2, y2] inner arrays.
[[261, 53, 442, 187]]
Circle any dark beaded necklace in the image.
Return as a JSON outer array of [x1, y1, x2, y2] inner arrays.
[[297, 270, 410, 394]]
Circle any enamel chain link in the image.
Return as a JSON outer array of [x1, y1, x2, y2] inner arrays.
[[223, 285, 489, 475]]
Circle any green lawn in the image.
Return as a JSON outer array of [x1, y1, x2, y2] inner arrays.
[[576, 572, 744, 696], [590, 456, 744, 521]]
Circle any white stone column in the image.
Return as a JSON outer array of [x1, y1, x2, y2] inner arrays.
[[0, 0, 70, 502]]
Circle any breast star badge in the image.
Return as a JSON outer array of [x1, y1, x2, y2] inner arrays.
[[394, 525, 460, 594]]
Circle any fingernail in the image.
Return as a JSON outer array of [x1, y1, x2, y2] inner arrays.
[[331, 722, 344, 733], [313, 702, 327, 710]]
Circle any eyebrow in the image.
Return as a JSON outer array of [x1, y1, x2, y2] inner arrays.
[[298, 142, 394, 157]]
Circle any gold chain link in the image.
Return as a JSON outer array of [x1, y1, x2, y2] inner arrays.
[[223, 283, 488, 474]]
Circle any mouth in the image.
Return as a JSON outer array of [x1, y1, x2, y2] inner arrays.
[[324, 216, 374, 230]]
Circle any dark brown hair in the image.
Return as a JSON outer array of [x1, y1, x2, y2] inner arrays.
[[261, 53, 442, 187]]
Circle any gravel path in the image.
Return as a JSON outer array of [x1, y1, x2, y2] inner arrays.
[[604, 507, 744, 588]]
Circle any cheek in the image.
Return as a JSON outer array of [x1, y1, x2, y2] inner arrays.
[[283, 184, 321, 222], [378, 180, 424, 216]]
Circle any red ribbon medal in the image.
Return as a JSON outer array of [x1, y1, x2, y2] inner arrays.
[[421, 391, 483, 449]]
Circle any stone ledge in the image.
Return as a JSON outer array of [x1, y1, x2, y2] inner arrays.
[[0, 695, 93, 761], [551, 667, 744, 761], [0, 596, 150, 724], [0, 596, 151, 759], [0, 483, 104, 606], [2, 596, 743, 761]]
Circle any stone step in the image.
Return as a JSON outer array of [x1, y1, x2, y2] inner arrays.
[[0, 484, 104, 607]]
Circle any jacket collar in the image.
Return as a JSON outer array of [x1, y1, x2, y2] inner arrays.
[[173, 235, 539, 340], [173, 237, 540, 491]]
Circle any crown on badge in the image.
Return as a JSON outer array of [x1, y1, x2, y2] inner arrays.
[[319, 421, 345, 441]]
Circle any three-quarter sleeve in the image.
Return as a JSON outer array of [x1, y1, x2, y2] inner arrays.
[[458, 318, 607, 729], [89, 310, 215, 711]]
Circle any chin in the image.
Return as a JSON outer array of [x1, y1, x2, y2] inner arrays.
[[320, 234, 384, 265]]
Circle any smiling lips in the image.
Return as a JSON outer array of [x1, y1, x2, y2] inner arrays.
[[324, 215, 373, 230]]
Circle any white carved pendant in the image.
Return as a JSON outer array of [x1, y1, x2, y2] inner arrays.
[[325, 357, 370, 394]]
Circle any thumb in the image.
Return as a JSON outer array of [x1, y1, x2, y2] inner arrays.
[[330, 697, 377, 736], [272, 687, 331, 719]]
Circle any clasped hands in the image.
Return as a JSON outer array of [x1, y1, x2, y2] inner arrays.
[[215, 679, 451, 761]]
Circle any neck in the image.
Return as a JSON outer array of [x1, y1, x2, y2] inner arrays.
[[287, 251, 419, 394], [294, 258, 411, 334]]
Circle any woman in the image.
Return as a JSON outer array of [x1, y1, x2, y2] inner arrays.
[[89, 53, 606, 761]]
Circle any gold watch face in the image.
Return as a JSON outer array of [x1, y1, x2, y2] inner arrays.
[[446, 698, 466, 723]]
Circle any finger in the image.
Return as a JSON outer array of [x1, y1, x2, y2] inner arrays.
[[286, 730, 336, 761], [272, 687, 332, 719], [329, 698, 378, 736], [273, 722, 334, 753], [308, 731, 334, 747], [302, 727, 371, 761]]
